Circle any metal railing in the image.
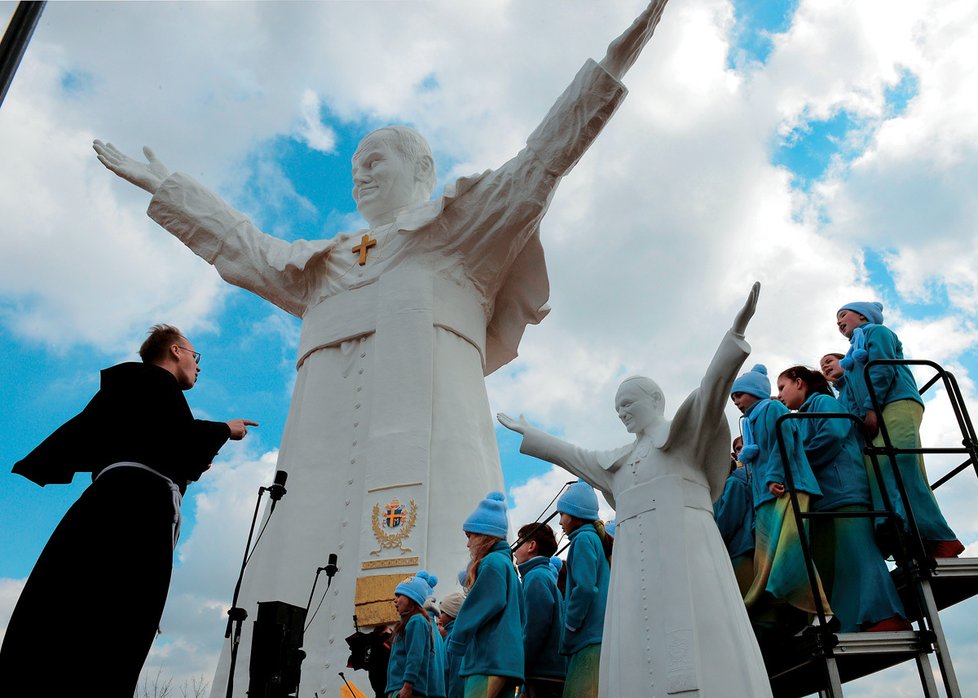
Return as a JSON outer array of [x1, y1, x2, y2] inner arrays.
[[764, 358, 978, 697]]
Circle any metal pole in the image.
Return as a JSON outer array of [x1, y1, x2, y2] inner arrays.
[[0, 1, 46, 109]]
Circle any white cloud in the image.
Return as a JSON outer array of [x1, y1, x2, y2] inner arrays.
[[294, 89, 337, 154], [0, 578, 26, 647]]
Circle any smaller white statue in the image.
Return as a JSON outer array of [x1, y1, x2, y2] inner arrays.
[[498, 282, 771, 697]]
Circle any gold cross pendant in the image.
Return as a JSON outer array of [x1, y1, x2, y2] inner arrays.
[[352, 233, 377, 266]]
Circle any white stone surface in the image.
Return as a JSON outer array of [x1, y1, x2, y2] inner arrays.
[[92, 3, 671, 694], [499, 283, 772, 697]]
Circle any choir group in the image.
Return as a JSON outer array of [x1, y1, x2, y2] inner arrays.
[[381, 300, 962, 698]]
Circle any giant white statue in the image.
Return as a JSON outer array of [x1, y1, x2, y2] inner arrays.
[[94, 2, 669, 694], [498, 283, 772, 697]]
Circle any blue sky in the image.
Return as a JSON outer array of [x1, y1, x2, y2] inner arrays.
[[2, 1, 978, 694]]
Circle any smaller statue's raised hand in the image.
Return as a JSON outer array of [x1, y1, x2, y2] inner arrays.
[[497, 412, 530, 435], [732, 282, 761, 337]]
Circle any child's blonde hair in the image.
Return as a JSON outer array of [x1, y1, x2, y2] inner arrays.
[[465, 533, 502, 588]]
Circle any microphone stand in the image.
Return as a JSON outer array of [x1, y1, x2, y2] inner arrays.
[[338, 672, 356, 696], [296, 556, 338, 697], [510, 480, 575, 554], [225, 476, 287, 698]]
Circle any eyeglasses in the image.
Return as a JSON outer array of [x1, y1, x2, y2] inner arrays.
[[176, 345, 201, 365]]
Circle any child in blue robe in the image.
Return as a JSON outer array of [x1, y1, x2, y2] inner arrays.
[[714, 436, 755, 597], [449, 492, 525, 698], [836, 301, 963, 558], [387, 570, 447, 698], [731, 364, 829, 625], [438, 592, 465, 698], [555, 481, 610, 698], [514, 522, 567, 697], [777, 365, 909, 632]]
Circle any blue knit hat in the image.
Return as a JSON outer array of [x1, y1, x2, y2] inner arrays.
[[557, 480, 599, 521], [463, 491, 509, 538], [731, 364, 770, 399], [839, 301, 883, 326], [605, 519, 617, 537], [394, 570, 438, 608], [549, 556, 563, 576]]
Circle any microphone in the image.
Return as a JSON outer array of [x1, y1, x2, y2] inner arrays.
[[318, 553, 339, 578], [267, 470, 288, 501]]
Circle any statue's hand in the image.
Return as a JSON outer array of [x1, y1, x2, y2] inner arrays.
[[732, 281, 761, 337], [599, 0, 669, 80], [497, 412, 530, 435], [93, 140, 170, 195]]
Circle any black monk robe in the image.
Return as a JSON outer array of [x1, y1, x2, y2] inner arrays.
[[0, 362, 231, 697]]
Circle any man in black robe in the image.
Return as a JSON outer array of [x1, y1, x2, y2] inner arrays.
[[0, 324, 256, 696]]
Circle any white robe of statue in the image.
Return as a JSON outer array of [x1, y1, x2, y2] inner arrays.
[[93, 4, 671, 693], [146, 58, 626, 696], [500, 284, 771, 697]]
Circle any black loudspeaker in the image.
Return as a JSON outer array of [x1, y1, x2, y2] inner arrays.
[[248, 600, 308, 698]]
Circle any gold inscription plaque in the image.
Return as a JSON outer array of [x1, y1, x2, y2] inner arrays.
[[362, 556, 420, 570], [354, 573, 405, 626]]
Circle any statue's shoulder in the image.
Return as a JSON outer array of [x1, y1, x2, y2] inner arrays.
[[442, 170, 492, 201]]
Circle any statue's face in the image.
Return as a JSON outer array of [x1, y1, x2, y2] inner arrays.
[[615, 382, 660, 434], [352, 133, 421, 224]]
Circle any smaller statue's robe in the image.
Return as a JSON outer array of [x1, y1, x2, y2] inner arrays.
[[519, 331, 772, 697]]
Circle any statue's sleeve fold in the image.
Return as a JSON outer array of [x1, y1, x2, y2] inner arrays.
[[526, 59, 628, 175], [148, 173, 327, 318]]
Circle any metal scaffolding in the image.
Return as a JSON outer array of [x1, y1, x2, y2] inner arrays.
[[762, 359, 978, 697]]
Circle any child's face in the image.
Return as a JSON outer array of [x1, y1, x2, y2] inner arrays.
[[513, 539, 537, 565], [394, 594, 413, 615], [836, 309, 867, 339], [776, 375, 807, 410], [730, 391, 760, 414], [820, 354, 844, 382], [558, 512, 580, 536]]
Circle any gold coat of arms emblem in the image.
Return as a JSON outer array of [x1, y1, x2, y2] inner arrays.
[[370, 498, 418, 555]]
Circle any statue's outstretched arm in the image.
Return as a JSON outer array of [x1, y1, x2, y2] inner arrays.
[[599, 0, 670, 80], [497, 413, 617, 496], [93, 141, 170, 195]]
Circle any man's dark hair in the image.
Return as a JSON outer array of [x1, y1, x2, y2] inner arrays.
[[517, 522, 558, 558], [139, 324, 184, 364]]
